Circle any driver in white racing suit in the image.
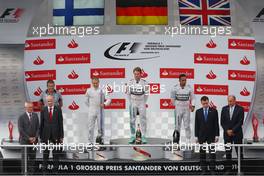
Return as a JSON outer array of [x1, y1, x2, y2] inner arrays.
[[127, 67, 149, 144], [171, 74, 195, 144], [85, 77, 111, 144]]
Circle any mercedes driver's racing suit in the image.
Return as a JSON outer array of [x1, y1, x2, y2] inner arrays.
[[127, 78, 149, 138], [170, 84, 195, 143]]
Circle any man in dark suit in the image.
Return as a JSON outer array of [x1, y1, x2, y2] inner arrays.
[[18, 102, 39, 174], [221, 95, 244, 169], [195, 96, 219, 174], [40, 95, 64, 173]]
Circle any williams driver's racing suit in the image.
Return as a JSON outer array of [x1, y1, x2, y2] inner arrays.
[[85, 87, 111, 144], [170, 84, 195, 143]]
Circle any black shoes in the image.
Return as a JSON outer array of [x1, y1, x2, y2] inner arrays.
[[173, 130, 180, 144]]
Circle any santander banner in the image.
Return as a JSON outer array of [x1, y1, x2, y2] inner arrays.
[[24, 35, 256, 129]]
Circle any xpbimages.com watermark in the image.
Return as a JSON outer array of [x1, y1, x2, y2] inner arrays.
[[168, 143, 232, 154], [165, 25, 232, 37], [32, 142, 233, 154], [31, 24, 232, 38], [34, 142, 100, 154], [32, 24, 100, 37], [72, 82, 168, 95]]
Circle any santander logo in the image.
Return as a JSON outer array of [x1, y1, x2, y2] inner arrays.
[[230, 41, 237, 47], [68, 39, 78, 48], [104, 99, 126, 109], [240, 87, 250, 96], [160, 99, 175, 109], [230, 72, 237, 78], [33, 56, 44, 65], [195, 55, 203, 62], [25, 73, 30, 79], [58, 87, 65, 94], [236, 101, 250, 112], [162, 101, 170, 107], [206, 70, 217, 80], [25, 39, 56, 50], [141, 69, 148, 78], [228, 39, 255, 50], [56, 53, 90, 64], [206, 39, 217, 48], [228, 70, 256, 81], [56, 84, 90, 95], [194, 53, 228, 64], [68, 101, 79, 110], [68, 70, 79, 79], [161, 69, 169, 76], [160, 68, 194, 79], [92, 70, 99, 77], [34, 87, 43, 96], [57, 56, 65, 62], [25, 70, 56, 81], [194, 84, 228, 95], [25, 42, 30, 49], [90, 68, 125, 78], [196, 86, 203, 93], [240, 56, 250, 65]]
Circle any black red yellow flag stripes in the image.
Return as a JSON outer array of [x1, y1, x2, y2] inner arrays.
[[116, 0, 168, 25]]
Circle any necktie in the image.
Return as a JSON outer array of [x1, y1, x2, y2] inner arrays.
[[204, 108, 208, 122], [29, 113, 32, 122], [49, 107, 52, 122], [230, 106, 233, 120]]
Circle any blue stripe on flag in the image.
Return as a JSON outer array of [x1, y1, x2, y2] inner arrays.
[[53, 0, 104, 26]]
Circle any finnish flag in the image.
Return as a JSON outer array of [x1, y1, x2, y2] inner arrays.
[[53, 0, 104, 26]]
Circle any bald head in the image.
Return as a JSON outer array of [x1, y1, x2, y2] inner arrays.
[[25, 102, 33, 113], [46, 95, 54, 107]]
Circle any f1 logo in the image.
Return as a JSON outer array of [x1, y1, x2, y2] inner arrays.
[[116, 42, 140, 54], [256, 8, 264, 18], [0, 8, 24, 18]]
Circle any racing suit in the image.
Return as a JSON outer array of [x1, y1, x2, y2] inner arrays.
[[85, 87, 111, 144], [170, 84, 195, 142], [127, 78, 149, 136]]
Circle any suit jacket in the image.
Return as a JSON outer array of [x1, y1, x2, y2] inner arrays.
[[221, 104, 244, 141], [18, 112, 39, 144], [40, 105, 64, 142], [195, 107, 219, 143]]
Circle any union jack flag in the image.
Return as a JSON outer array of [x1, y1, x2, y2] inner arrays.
[[178, 0, 231, 26]]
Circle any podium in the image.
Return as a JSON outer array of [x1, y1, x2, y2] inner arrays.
[[110, 138, 170, 160]]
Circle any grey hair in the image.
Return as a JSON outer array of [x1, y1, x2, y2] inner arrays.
[[228, 95, 236, 100]]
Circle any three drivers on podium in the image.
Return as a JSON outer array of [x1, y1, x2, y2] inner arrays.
[[18, 68, 245, 174]]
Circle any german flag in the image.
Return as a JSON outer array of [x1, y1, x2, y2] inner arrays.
[[116, 0, 168, 25]]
